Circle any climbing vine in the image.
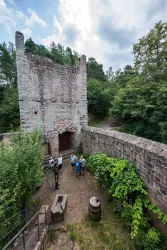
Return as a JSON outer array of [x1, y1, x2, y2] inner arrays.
[[86, 153, 167, 249]]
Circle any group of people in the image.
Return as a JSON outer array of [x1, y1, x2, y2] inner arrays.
[[71, 152, 86, 177], [49, 152, 86, 189]]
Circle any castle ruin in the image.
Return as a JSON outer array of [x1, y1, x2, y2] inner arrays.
[[15, 31, 88, 156], [15, 31, 167, 229]]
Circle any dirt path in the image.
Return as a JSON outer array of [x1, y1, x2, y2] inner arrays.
[[92, 117, 123, 130], [33, 160, 108, 224]]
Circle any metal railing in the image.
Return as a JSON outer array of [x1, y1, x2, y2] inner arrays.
[[0, 208, 27, 249], [2, 206, 47, 250]]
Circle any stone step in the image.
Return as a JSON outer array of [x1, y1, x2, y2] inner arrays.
[[60, 150, 73, 160], [35, 205, 49, 225], [10, 205, 49, 250], [43, 151, 73, 168], [42, 155, 51, 167], [12, 224, 47, 250]]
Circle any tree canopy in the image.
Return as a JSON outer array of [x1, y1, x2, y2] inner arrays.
[[0, 42, 19, 133], [25, 38, 79, 66], [110, 21, 167, 142], [2, 22, 167, 143]]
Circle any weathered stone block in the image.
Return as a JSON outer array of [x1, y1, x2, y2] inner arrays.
[[51, 194, 67, 223]]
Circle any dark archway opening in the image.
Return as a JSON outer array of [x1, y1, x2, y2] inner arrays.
[[59, 132, 71, 152]]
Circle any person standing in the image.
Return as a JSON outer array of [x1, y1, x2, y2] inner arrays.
[[49, 156, 54, 169], [53, 165, 60, 189], [75, 158, 81, 177], [71, 152, 77, 172], [58, 154, 63, 170], [80, 156, 86, 177]]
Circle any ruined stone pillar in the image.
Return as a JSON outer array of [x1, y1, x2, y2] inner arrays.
[[15, 31, 43, 131], [15, 31, 24, 52]]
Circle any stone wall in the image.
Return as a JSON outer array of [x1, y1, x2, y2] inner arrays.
[[82, 126, 167, 214], [15, 31, 88, 156]]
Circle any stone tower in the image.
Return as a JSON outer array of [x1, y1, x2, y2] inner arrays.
[[15, 31, 88, 156]]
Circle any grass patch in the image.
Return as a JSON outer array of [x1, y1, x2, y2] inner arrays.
[[67, 224, 77, 242], [70, 230, 77, 242], [47, 228, 57, 242], [73, 204, 136, 250]]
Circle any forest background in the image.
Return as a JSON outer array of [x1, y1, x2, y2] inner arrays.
[[1, 21, 167, 143]]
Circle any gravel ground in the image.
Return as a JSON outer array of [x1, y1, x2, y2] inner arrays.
[[33, 159, 108, 223], [31, 159, 108, 250]]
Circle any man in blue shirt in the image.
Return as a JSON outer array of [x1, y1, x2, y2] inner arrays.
[[71, 152, 77, 172], [75, 159, 81, 177]]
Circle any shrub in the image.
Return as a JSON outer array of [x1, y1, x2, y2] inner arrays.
[[135, 228, 167, 250], [86, 153, 167, 249], [48, 228, 56, 242], [0, 129, 44, 247]]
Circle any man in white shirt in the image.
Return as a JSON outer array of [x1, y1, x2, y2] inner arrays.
[[58, 154, 63, 170]]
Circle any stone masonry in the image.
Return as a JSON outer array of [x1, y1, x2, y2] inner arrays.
[[15, 31, 88, 156], [15, 30, 167, 221], [82, 126, 167, 214]]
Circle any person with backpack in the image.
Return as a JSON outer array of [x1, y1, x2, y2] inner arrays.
[[75, 158, 81, 177]]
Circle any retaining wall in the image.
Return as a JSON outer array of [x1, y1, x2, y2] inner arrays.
[[82, 126, 167, 214]]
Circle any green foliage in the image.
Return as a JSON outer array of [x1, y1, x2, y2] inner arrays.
[[25, 38, 79, 67], [144, 198, 167, 223], [67, 224, 77, 242], [87, 58, 116, 118], [0, 86, 20, 133], [86, 153, 167, 249], [70, 230, 77, 242], [105, 65, 138, 109], [48, 228, 57, 242], [133, 21, 167, 82], [135, 228, 166, 250], [87, 79, 111, 118], [25, 38, 37, 53], [110, 21, 167, 143], [0, 42, 17, 86], [0, 42, 20, 133], [0, 130, 44, 245], [87, 57, 107, 82]]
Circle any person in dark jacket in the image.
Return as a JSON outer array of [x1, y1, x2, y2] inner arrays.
[[53, 165, 60, 189]]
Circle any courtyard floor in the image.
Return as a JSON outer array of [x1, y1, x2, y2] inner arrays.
[[30, 159, 135, 250]]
